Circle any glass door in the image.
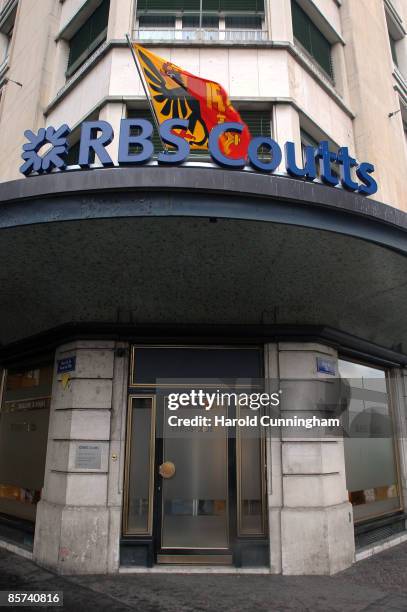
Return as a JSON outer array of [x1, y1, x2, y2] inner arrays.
[[160, 399, 229, 551]]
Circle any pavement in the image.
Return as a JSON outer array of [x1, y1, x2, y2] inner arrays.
[[0, 543, 407, 612]]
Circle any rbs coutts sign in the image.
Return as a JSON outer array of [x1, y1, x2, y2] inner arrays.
[[20, 118, 378, 196]]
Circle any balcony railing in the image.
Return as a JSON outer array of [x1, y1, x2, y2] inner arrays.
[[133, 28, 269, 42]]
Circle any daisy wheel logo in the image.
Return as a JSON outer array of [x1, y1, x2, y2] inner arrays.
[[20, 125, 71, 176]]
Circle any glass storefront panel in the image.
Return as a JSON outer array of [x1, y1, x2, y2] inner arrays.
[[0, 363, 52, 522], [237, 403, 265, 535], [339, 359, 402, 523]]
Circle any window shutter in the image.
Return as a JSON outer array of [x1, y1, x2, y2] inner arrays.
[[139, 14, 176, 27], [291, 0, 333, 79], [66, 140, 80, 166], [225, 15, 262, 29], [137, 0, 264, 11], [182, 15, 220, 28], [68, 0, 110, 72], [240, 110, 271, 159], [240, 110, 271, 139]]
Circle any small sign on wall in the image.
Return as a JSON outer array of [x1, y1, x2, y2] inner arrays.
[[75, 444, 102, 470], [316, 357, 337, 376], [57, 357, 76, 374]]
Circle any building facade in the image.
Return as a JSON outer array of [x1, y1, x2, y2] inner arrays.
[[0, 0, 406, 575]]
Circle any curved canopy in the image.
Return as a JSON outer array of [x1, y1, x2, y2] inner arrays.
[[0, 167, 406, 355]]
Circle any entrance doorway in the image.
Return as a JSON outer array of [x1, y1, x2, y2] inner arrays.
[[121, 346, 269, 567]]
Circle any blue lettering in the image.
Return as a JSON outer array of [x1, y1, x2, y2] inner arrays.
[[317, 141, 339, 187], [336, 147, 359, 191], [79, 121, 113, 167], [118, 118, 154, 164], [285, 142, 317, 179], [357, 162, 378, 196], [249, 137, 282, 172], [158, 119, 190, 165]]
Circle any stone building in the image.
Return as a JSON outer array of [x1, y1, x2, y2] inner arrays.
[[0, 0, 406, 575]]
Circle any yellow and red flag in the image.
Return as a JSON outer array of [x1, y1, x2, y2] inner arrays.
[[133, 44, 251, 160]]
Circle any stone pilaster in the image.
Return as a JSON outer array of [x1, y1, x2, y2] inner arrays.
[[33, 340, 126, 574], [276, 343, 355, 575]]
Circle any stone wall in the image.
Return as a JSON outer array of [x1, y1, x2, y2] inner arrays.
[[33, 341, 128, 574]]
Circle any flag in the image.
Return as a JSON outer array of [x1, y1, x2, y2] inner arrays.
[[133, 44, 251, 159]]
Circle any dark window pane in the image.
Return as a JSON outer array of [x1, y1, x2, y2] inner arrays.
[[139, 14, 176, 27], [68, 0, 110, 72], [225, 15, 262, 29], [182, 15, 219, 28], [66, 139, 95, 165], [66, 140, 80, 166], [137, 0, 264, 11]]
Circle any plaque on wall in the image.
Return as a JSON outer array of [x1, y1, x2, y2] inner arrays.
[[75, 444, 102, 470]]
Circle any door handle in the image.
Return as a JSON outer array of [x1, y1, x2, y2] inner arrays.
[[159, 461, 176, 479]]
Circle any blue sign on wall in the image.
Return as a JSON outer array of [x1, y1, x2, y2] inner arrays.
[[57, 356, 76, 374], [316, 357, 336, 376]]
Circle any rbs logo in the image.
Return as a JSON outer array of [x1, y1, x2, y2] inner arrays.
[[20, 118, 377, 196]]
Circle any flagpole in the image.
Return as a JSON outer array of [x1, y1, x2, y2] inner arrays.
[[125, 34, 168, 152], [199, 0, 203, 37]]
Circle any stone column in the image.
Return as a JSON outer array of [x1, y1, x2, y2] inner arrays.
[[33, 340, 127, 574], [107, 0, 134, 40], [276, 342, 355, 575], [267, 0, 294, 43], [272, 103, 301, 175]]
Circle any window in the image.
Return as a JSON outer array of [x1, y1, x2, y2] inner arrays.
[[66, 140, 80, 166], [240, 110, 271, 159], [291, 0, 333, 79], [385, 3, 405, 73], [137, 1, 264, 9], [0, 363, 53, 523], [225, 14, 262, 29], [65, 139, 95, 166], [240, 110, 271, 140], [67, 0, 110, 77], [136, 0, 265, 41], [339, 359, 402, 523], [182, 15, 219, 28], [0, 0, 16, 67]]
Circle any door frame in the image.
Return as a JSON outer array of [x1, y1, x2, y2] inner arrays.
[[121, 344, 269, 567]]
